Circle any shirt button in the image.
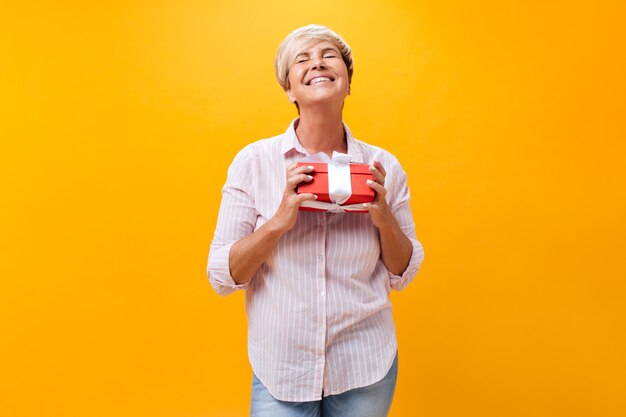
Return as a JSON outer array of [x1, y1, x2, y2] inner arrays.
[[320, 291, 325, 297], [318, 255, 323, 261]]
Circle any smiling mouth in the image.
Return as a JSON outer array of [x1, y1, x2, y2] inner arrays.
[[306, 76, 335, 85]]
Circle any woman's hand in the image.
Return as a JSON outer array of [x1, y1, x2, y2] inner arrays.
[[364, 159, 413, 276], [229, 163, 316, 284], [364, 160, 395, 229], [268, 163, 317, 234]]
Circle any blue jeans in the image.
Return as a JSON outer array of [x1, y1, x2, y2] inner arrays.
[[250, 352, 398, 417]]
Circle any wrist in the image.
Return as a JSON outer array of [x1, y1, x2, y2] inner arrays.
[[371, 202, 393, 224], [264, 217, 289, 238], [376, 213, 401, 236]]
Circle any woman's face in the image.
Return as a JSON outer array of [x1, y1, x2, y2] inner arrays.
[[286, 40, 350, 110]]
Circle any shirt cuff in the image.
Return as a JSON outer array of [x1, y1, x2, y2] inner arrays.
[[207, 242, 251, 296], [388, 238, 425, 291]]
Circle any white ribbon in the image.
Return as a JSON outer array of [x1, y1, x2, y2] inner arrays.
[[327, 152, 352, 204], [299, 152, 368, 212], [299, 201, 369, 213]]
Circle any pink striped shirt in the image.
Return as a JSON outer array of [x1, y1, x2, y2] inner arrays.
[[207, 118, 424, 402]]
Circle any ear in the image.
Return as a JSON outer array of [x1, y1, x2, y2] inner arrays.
[[287, 90, 295, 102]]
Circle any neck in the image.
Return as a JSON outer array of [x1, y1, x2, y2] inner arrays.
[[295, 106, 346, 157]]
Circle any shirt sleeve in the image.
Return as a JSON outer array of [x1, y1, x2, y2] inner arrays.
[[207, 145, 259, 296], [384, 156, 425, 291]]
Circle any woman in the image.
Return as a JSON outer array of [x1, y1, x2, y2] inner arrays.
[[208, 24, 424, 417]]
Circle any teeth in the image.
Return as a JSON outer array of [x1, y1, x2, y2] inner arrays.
[[311, 77, 331, 84]]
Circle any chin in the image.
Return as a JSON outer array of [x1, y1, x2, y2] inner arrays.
[[306, 91, 348, 103]]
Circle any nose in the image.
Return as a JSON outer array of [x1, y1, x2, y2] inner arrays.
[[311, 58, 327, 70]]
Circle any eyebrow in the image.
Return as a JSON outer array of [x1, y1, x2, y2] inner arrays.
[[293, 47, 340, 60]]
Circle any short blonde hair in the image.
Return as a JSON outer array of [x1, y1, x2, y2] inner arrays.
[[275, 24, 353, 92]]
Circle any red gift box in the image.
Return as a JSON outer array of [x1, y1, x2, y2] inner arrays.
[[296, 162, 375, 212]]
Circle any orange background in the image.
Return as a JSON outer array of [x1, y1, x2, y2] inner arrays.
[[1, 1, 625, 416]]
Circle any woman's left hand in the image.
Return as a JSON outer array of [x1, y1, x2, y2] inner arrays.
[[364, 160, 394, 229], [364, 159, 413, 276]]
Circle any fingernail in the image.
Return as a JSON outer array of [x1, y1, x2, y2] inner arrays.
[[369, 165, 376, 171], [308, 165, 314, 170], [362, 203, 369, 208], [366, 179, 373, 185], [313, 194, 318, 200], [307, 175, 313, 181]]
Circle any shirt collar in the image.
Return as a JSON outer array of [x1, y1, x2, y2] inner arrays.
[[280, 118, 365, 163]]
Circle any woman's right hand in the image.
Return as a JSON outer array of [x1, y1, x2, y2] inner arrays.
[[227, 163, 316, 285], [268, 163, 317, 234]]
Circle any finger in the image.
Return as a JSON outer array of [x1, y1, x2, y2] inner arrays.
[[288, 164, 315, 176], [362, 201, 385, 214], [287, 173, 314, 188], [296, 193, 317, 203], [372, 159, 387, 178], [366, 179, 387, 197], [368, 164, 385, 185]]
